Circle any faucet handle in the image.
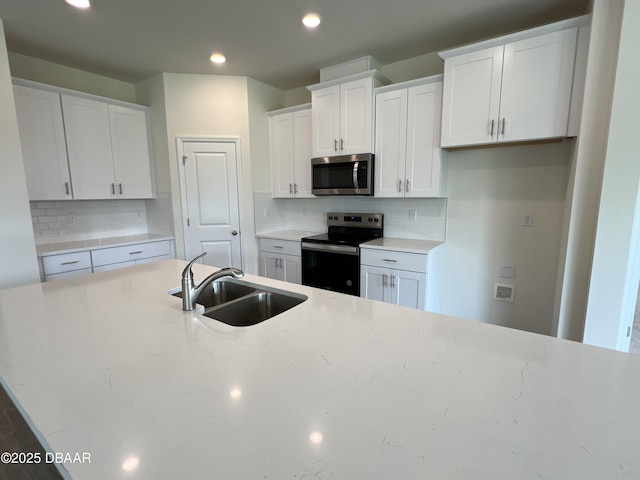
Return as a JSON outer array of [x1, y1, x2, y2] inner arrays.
[[182, 252, 207, 281]]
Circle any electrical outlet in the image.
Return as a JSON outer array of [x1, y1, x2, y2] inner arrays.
[[523, 214, 534, 227], [409, 210, 417, 222], [67, 213, 76, 223], [494, 283, 515, 303]]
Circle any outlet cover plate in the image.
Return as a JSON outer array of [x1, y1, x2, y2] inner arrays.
[[494, 283, 515, 303]]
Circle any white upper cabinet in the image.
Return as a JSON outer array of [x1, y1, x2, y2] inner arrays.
[[375, 76, 443, 198], [62, 95, 116, 199], [63, 95, 153, 199], [269, 105, 312, 198], [13, 79, 155, 201], [440, 18, 585, 148], [109, 105, 154, 199], [13, 85, 72, 200], [309, 71, 381, 157]]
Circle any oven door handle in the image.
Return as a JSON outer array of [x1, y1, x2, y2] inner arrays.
[[301, 242, 359, 256], [352, 161, 359, 189]]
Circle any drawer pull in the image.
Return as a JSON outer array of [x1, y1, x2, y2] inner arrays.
[[383, 258, 398, 263], [274, 245, 283, 249], [60, 260, 80, 266], [129, 251, 144, 255]]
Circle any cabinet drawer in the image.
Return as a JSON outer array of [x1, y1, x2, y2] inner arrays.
[[91, 240, 171, 267], [42, 251, 92, 275], [45, 267, 93, 282], [360, 248, 428, 273], [259, 238, 300, 256]]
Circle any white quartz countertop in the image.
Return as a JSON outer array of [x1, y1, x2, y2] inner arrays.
[[361, 237, 444, 254], [1, 260, 639, 479], [35, 233, 174, 256], [255, 229, 323, 241]]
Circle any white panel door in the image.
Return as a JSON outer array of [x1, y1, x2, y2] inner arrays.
[[340, 77, 373, 154], [441, 46, 503, 147], [360, 265, 388, 302], [406, 82, 442, 198], [311, 85, 340, 157], [62, 94, 115, 199], [499, 28, 577, 142], [261, 252, 282, 280], [13, 85, 72, 200], [374, 88, 407, 198], [281, 254, 301, 284], [392, 270, 427, 310], [292, 109, 313, 197], [109, 105, 153, 198], [182, 141, 242, 269]]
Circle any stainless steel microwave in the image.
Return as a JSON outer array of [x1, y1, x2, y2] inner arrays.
[[311, 153, 374, 196]]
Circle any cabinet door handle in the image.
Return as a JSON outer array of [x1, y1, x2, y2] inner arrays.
[[289, 183, 293, 194], [119, 183, 123, 194], [294, 183, 298, 194], [334, 139, 338, 152], [111, 183, 115, 194], [129, 251, 143, 255], [60, 260, 79, 266], [340, 138, 344, 151], [489, 119, 495, 137], [280, 258, 284, 268], [383, 273, 388, 287], [405, 179, 410, 192], [65, 182, 70, 195], [398, 179, 402, 193], [501, 118, 506, 136], [391, 275, 396, 288]]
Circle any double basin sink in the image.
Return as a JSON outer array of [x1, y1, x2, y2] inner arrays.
[[172, 279, 307, 327]]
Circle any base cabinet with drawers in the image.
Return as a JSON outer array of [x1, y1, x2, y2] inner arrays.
[[259, 238, 301, 284], [40, 239, 173, 281], [360, 245, 441, 312], [91, 241, 172, 273]]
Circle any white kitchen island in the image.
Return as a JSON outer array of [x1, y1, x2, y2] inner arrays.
[[0, 259, 639, 479]]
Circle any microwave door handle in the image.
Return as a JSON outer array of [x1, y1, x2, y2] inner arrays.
[[352, 161, 359, 189]]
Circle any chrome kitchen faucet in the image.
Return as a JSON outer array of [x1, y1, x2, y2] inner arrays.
[[181, 252, 244, 311]]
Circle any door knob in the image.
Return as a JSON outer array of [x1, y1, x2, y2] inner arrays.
[[231, 230, 238, 236]]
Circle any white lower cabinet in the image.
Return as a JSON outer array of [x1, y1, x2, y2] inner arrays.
[[41, 239, 173, 281], [259, 239, 301, 284], [42, 251, 93, 282], [360, 248, 429, 310], [91, 240, 172, 272]]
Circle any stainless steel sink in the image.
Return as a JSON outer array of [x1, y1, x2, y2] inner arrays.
[[173, 280, 256, 308], [171, 279, 307, 326]]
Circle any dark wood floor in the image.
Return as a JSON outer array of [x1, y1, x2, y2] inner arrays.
[[0, 383, 63, 480]]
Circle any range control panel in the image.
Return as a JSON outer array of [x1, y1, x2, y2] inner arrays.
[[326, 212, 383, 229]]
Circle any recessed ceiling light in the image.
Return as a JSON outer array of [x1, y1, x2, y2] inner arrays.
[[209, 53, 226, 64], [302, 13, 322, 28], [65, 0, 91, 9]]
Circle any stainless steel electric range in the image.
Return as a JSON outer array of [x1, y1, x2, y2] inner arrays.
[[301, 212, 383, 296]]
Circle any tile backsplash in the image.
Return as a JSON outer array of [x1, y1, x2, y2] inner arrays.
[[30, 200, 148, 245], [254, 192, 447, 240]]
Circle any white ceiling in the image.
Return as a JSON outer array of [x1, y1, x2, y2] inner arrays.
[[1, 0, 589, 90]]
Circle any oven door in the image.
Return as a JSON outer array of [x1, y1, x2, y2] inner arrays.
[[301, 242, 360, 296]]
